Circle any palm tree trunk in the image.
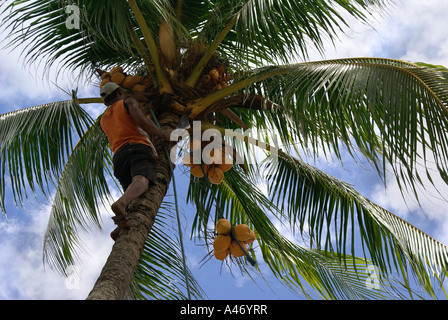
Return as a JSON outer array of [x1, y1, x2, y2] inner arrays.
[[86, 111, 178, 300]]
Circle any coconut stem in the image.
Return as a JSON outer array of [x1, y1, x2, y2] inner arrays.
[[198, 156, 256, 266], [128, 0, 173, 94], [186, 16, 237, 88], [199, 164, 225, 219], [187, 67, 287, 119], [230, 227, 256, 266], [127, 24, 154, 77]]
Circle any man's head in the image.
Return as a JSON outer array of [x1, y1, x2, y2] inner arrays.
[[100, 82, 126, 106]]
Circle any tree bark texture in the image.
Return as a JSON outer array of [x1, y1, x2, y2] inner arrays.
[[86, 111, 178, 300]]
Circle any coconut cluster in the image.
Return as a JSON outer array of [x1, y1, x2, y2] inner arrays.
[[183, 139, 233, 185], [99, 66, 153, 93], [198, 65, 230, 93], [212, 218, 256, 261]]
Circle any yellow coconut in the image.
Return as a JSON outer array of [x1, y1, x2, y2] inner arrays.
[[244, 230, 256, 245], [132, 84, 146, 92], [121, 75, 136, 89], [99, 78, 110, 88], [233, 224, 252, 242], [217, 163, 232, 173], [213, 249, 229, 261], [189, 138, 202, 151], [110, 66, 123, 75], [216, 218, 231, 235], [190, 164, 208, 178], [133, 75, 144, 84], [229, 240, 247, 258], [203, 147, 222, 165], [207, 149, 232, 166], [217, 150, 229, 165], [207, 166, 224, 185], [217, 161, 233, 173], [213, 234, 231, 252], [202, 74, 211, 84], [218, 65, 226, 76], [209, 68, 219, 81], [111, 72, 125, 85], [101, 72, 111, 80]]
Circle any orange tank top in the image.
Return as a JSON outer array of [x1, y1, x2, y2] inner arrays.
[[100, 99, 155, 155]]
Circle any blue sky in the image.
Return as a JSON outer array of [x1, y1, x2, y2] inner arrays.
[[1, 0, 448, 300]]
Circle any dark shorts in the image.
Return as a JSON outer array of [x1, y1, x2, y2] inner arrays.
[[113, 143, 156, 191]]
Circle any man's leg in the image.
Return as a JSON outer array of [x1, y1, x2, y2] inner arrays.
[[110, 175, 149, 240], [110, 144, 156, 240], [111, 175, 149, 216]]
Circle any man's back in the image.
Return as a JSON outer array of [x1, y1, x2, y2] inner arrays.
[[100, 98, 152, 154]]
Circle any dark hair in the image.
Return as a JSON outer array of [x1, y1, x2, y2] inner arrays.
[[104, 88, 120, 106]]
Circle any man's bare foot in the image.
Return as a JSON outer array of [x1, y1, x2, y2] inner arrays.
[[110, 212, 130, 241], [111, 214, 128, 226], [111, 200, 127, 216]]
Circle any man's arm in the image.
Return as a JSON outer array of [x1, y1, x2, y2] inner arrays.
[[126, 97, 171, 142]]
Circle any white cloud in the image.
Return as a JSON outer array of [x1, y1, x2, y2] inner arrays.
[[0, 49, 99, 116], [0, 201, 116, 300], [372, 0, 448, 66], [298, 0, 448, 247], [371, 160, 448, 246], [305, 0, 448, 67]]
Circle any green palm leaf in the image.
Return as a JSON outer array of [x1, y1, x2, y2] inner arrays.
[[1, 0, 389, 79], [187, 163, 422, 299], [42, 115, 114, 275], [226, 59, 448, 199], [0, 92, 92, 215], [198, 0, 388, 63], [186, 0, 389, 85], [130, 200, 206, 300], [1, 0, 172, 79], [263, 151, 448, 298]]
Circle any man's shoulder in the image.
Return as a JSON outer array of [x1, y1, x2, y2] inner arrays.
[[123, 96, 139, 107], [124, 97, 142, 116]]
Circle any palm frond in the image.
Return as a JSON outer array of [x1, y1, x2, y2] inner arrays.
[[43, 115, 114, 275], [263, 151, 448, 298], [198, 0, 390, 68], [186, 163, 416, 299], [0, 93, 92, 215], [130, 200, 206, 300], [1, 0, 391, 79], [235, 58, 448, 200], [172, 0, 212, 35], [0, 0, 173, 80]]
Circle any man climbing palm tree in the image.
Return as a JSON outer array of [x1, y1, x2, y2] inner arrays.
[[99, 82, 170, 240]]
